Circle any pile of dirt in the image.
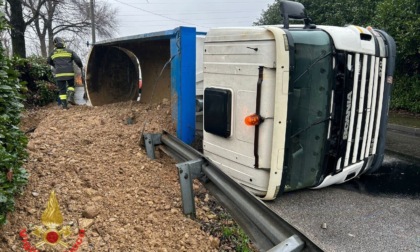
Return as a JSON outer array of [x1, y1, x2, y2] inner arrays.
[[0, 100, 229, 251]]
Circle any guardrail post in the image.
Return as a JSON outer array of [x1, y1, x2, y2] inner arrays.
[[267, 235, 304, 252], [143, 133, 162, 159], [175, 159, 203, 217]]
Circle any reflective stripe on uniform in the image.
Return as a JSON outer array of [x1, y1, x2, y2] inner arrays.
[[59, 94, 67, 100], [51, 51, 72, 60], [55, 73, 75, 77], [67, 87, 75, 91]]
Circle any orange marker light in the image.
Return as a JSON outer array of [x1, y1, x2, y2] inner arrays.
[[245, 114, 261, 126]]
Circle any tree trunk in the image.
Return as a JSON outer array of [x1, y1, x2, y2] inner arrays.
[[48, 26, 54, 54], [46, 0, 56, 54], [39, 34, 47, 57], [7, 0, 26, 58]]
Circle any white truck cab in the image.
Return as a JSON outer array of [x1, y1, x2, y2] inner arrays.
[[202, 1, 396, 200]]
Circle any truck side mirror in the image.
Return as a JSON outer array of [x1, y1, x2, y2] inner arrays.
[[280, 0, 315, 29]]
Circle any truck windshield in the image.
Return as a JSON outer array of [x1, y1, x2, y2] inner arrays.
[[284, 30, 333, 191]]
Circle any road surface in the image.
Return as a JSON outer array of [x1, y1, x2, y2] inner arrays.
[[266, 124, 420, 251]]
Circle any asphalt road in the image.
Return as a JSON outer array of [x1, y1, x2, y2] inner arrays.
[[266, 125, 420, 252]]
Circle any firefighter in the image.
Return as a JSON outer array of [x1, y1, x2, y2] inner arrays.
[[47, 37, 83, 109]]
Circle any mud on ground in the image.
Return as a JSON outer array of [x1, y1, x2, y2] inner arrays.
[[0, 100, 253, 252]]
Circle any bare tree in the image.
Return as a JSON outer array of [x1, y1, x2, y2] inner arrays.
[[24, 0, 118, 57], [5, 0, 46, 57], [25, 0, 58, 57], [93, 1, 118, 38]]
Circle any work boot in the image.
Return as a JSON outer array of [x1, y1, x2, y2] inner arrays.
[[67, 89, 76, 105], [62, 100, 68, 110]]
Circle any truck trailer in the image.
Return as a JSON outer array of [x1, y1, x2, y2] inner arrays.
[[201, 1, 396, 200]]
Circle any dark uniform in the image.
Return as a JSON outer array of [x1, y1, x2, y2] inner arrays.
[[47, 37, 83, 109]]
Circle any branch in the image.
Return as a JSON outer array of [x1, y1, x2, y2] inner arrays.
[[24, 0, 48, 26], [52, 20, 91, 30], [4, 0, 11, 21], [52, 23, 89, 34]]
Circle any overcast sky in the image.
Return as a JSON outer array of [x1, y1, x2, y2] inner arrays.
[[105, 0, 276, 38]]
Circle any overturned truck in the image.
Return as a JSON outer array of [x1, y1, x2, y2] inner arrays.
[[86, 1, 396, 200]]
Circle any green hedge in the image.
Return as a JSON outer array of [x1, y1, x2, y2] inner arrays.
[[391, 75, 420, 113], [0, 1, 57, 225], [0, 56, 29, 225], [13, 56, 57, 107], [0, 4, 29, 226]]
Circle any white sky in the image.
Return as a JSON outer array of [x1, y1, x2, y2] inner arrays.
[[23, 0, 275, 57], [105, 0, 275, 38]]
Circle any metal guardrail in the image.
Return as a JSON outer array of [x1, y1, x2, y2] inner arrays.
[[144, 131, 322, 252]]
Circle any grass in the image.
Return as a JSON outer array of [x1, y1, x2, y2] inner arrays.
[[198, 200, 258, 252], [388, 110, 420, 128], [221, 225, 254, 252]]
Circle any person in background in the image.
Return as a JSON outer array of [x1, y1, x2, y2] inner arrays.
[[47, 37, 83, 109]]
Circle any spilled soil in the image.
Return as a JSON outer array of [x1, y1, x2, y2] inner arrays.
[[0, 100, 253, 251]]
